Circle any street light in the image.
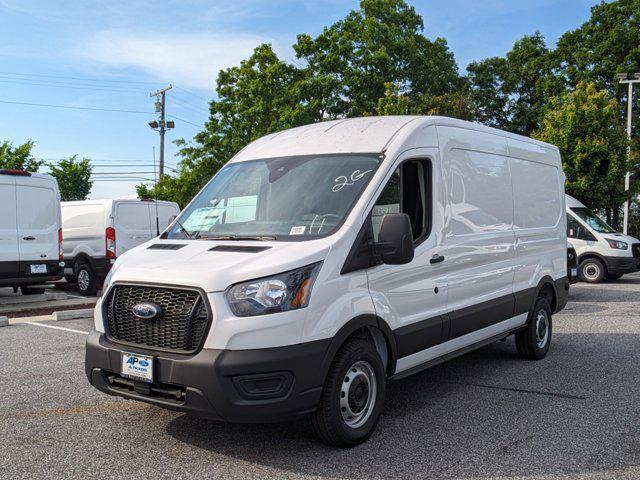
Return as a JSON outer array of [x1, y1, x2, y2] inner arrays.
[[617, 72, 640, 234]]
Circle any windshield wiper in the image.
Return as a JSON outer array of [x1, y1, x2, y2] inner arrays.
[[198, 235, 276, 241], [173, 219, 195, 240]]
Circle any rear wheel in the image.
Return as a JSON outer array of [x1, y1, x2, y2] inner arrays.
[[516, 297, 552, 360], [76, 264, 100, 296], [20, 285, 45, 295], [579, 258, 606, 283], [64, 274, 76, 284], [310, 338, 386, 447]]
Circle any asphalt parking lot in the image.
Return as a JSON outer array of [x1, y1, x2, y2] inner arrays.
[[2, 275, 639, 480]]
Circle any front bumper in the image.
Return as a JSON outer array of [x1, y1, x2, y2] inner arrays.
[[603, 256, 640, 275], [85, 332, 330, 423]]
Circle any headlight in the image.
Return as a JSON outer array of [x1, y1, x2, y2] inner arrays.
[[606, 239, 628, 250], [226, 262, 322, 317]]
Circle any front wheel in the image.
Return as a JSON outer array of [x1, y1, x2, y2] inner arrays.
[[515, 297, 552, 360], [579, 258, 606, 283], [310, 338, 386, 447]]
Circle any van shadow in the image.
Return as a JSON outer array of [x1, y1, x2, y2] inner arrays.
[[165, 333, 639, 479]]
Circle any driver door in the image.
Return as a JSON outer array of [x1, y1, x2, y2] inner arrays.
[[365, 149, 449, 371]]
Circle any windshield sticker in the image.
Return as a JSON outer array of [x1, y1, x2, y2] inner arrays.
[[332, 169, 373, 192], [181, 207, 224, 232], [289, 226, 306, 235]]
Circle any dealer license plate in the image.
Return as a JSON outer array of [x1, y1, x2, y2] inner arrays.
[[30, 264, 47, 274], [121, 353, 153, 383]]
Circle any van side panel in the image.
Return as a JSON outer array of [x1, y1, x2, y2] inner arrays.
[[0, 175, 19, 279], [438, 126, 517, 340], [508, 139, 566, 301]]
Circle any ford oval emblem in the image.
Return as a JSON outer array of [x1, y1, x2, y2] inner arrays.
[[132, 302, 162, 320]]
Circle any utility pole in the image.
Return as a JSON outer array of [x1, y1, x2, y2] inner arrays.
[[617, 73, 640, 234], [149, 85, 174, 178]]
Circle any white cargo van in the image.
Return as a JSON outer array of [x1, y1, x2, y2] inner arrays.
[[86, 117, 569, 447], [62, 199, 180, 295], [0, 169, 63, 294], [566, 195, 640, 283]]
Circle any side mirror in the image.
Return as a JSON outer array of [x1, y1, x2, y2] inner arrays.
[[376, 213, 414, 265]]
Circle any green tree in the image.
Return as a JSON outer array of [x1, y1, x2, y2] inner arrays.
[[0, 140, 42, 172], [294, 0, 462, 117], [48, 155, 93, 201], [555, 0, 640, 140], [467, 32, 563, 135], [533, 83, 635, 228], [374, 82, 474, 119]]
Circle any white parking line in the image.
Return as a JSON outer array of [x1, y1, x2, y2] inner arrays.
[[24, 321, 89, 335]]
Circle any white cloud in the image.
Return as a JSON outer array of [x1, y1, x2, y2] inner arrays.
[[77, 30, 278, 91]]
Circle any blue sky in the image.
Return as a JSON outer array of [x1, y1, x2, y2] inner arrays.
[[0, 0, 600, 199]]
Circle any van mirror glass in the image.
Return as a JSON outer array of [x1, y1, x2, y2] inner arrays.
[[376, 213, 414, 265]]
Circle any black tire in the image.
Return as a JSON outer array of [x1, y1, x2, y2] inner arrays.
[[76, 264, 100, 296], [579, 258, 606, 283], [310, 338, 386, 448], [64, 274, 76, 284], [20, 285, 45, 295], [607, 273, 624, 281], [515, 297, 552, 360]]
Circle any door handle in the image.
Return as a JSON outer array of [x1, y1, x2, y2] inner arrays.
[[430, 254, 445, 264], [22, 236, 36, 241]]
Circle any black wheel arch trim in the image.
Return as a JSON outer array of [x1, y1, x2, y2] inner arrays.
[[319, 314, 398, 381], [577, 252, 607, 268]]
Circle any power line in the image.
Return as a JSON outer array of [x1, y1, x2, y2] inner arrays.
[[174, 85, 211, 103], [167, 114, 203, 128], [0, 99, 151, 114], [0, 77, 148, 94], [0, 70, 159, 85]]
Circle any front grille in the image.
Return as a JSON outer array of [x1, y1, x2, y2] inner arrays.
[[632, 243, 640, 258], [104, 285, 211, 354]]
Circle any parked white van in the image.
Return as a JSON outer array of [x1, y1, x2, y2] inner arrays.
[[86, 117, 569, 447], [0, 169, 63, 294], [62, 199, 180, 295], [566, 195, 640, 283]]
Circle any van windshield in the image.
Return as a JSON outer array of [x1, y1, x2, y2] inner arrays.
[[571, 207, 616, 234], [166, 154, 382, 240]]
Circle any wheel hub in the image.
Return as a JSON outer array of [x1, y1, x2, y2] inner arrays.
[[583, 263, 600, 280], [77, 270, 90, 291], [340, 360, 377, 429], [535, 310, 549, 348]]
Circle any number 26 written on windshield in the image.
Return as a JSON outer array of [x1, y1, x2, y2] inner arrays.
[[332, 169, 373, 192]]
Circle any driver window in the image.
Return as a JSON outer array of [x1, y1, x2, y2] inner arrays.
[[567, 214, 583, 239], [372, 159, 431, 242]]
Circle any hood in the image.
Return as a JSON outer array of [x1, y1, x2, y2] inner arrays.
[[108, 238, 331, 292], [601, 233, 640, 245]]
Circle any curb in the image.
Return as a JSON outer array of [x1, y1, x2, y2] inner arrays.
[[52, 309, 95, 321]]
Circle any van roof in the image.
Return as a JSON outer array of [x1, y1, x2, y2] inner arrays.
[[0, 170, 57, 182], [231, 116, 559, 162], [565, 194, 586, 208], [61, 198, 178, 207]]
